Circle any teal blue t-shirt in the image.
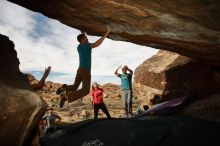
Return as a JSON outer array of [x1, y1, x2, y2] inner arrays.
[[119, 74, 132, 90], [77, 43, 92, 69]]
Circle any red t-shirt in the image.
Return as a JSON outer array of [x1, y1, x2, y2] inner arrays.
[[92, 88, 104, 104]]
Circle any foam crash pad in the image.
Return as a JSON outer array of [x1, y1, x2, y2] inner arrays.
[[40, 116, 220, 146]]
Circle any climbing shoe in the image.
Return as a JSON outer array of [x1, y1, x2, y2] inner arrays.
[[56, 84, 67, 95]]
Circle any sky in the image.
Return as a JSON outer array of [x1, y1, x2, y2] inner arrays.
[[0, 1, 158, 84]]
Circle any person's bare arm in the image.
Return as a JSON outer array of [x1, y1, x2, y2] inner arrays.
[[103, 92, 107, 97], [91, 96, 93, 103], [114, 65, 122, 77], [33, 66, 51, 90], [91, 91, 94, 104], [42, 115, 47, 120], [91, 95, 93, 104], [125, 66, 133, 75], [91, 28, 110, 48]]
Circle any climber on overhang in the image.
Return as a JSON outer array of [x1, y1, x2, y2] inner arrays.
[[56, 27, 111, 108]]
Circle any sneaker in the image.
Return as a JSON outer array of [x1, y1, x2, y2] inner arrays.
[[56, 84, 67, 95], [59, 94, 67, 108]]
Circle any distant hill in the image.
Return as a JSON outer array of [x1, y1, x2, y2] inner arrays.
[[23, 70, 120, 85]]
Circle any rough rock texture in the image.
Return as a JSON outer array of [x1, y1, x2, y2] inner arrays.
[[182, 94, 220, 122], [7, 0, 220, 66], [133, 50, 220, 106], [0, 34, 46, 146]]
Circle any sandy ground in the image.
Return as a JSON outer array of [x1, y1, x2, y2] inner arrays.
[[37, 82, 144, 123]]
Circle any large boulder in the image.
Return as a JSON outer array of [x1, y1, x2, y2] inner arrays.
[[133, 50, 220, 105], [0, 34, 46, 146], [7, 0, 220, 66]]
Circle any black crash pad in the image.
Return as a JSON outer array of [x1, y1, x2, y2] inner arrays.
[[40, 116, 220, 146]]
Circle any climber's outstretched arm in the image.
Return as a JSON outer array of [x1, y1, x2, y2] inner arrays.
[[91, 28, 110, 48], [33, 66, 51, 90]]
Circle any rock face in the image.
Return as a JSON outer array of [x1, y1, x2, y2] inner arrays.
[[133, 50, 220, 105], [7, 0, 220, 66], [0, 34, 46, 146], [182, 94, 220, 122]]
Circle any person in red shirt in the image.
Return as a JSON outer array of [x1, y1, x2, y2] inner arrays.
[[91, 82, 111, 119]]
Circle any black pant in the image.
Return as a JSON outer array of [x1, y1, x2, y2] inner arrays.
[[94, 103, 111, 119]]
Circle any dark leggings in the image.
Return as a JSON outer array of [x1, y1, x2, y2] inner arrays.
[[94, 103, 111, 119]]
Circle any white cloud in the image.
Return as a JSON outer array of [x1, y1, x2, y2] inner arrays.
[[0, 1, 158, 79]]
